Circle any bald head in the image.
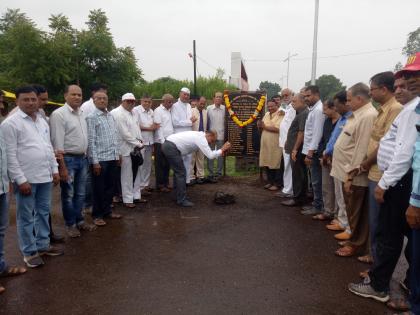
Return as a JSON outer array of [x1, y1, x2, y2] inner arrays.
[[64, 85, 83, 109]]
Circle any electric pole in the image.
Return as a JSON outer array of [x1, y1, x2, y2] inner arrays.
[[311, 0, 319, 85]]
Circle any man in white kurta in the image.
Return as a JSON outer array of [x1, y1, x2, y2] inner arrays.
[[277, 89, 296, 198], [171, 87, 197, 183], [110, 93, 144, 207], [134, 95, 156, 194]]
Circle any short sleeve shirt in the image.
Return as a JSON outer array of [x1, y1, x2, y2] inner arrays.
[[285, 107, 309, 154]]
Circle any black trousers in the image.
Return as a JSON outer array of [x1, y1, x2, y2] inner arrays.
[[290, 151, 307, 204], [92, 160, 117, 219], [154, 143, 170, 188], [369, 170, 413, 292], [266, 168, 282, 186]]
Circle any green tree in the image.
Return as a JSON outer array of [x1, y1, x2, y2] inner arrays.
[[305, 74, 346, 100], [258, 81, 281, 99], [403, 26, 420, 56]]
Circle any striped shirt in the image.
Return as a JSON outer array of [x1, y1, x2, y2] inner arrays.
[[377, 97, 420, 189], [86, 108, 120, 164]]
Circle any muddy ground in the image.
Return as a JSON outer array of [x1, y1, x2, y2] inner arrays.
[[0, 176, 407, 314]]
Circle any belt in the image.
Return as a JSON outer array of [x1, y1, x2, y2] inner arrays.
[[64, 153, 86, 157]]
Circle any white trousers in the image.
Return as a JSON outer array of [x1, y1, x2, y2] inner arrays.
[[282, 149, 293, 195], [190, 149, 205, 180], [139, 145, 153, 190], [183, 153, 192, 184], [121, 155, 142, 203], [333, 177, 351, 234]]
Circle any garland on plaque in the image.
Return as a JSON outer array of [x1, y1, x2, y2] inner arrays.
[[224, 91, 266, 127]]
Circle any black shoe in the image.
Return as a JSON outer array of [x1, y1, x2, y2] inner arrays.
[[50, 234, 66, 244], [281, 199, 300, 207], [187, 180, 196, 187], [177, 200, 194, 207], [207, 177, 218, 184], [39, 245, 64, 257], [196, 178, 205, 184]]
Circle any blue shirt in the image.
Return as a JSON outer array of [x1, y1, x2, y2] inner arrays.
[[325, 111, 352, 156], [86, 108, 120, 164], [410, 102, 420, 208]]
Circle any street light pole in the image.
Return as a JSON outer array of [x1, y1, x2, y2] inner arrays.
[[311, 0, 319, 85], [193, 40, 197, 96], [283, 52, 297, 88]]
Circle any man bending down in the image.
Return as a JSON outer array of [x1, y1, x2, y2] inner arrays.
[[162, 130, 231, 207]]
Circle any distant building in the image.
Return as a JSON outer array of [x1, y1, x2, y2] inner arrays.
[[229, 52, 249, 91]]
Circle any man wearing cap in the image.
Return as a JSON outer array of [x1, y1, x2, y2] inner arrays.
[[403, 53, 420, 315], [162, 130, 231, 207], [111, 93, 144, 208], [171, 87, 197, 184], [134, 95, 157, 196], [276, 88, 295, 198]]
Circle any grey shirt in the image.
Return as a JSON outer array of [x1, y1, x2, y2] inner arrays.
[[49, 103, 88, 154], [207, 104, 226, 141], [285, 107, 309, 154]]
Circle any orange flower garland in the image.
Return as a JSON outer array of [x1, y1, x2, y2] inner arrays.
[[224, 91, 266, 127]]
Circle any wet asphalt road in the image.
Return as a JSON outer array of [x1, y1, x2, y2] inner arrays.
[[0, 176, 405, 314]]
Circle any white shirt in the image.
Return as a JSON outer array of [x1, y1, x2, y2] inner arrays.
[[49, 103, 88, 154], [207, 104, 226, 141], [302, 100, 325, 155], [279, 103, 296, 148], [171, 99, 192, 133], [111, 105, 143, 156], [134, 105, 154, 145], [167, 131, 222, 159], [1, 109, 58, 185], [154, 104, 173, 144], [80, 98, 96, 118], [377, 96, 420, 190]]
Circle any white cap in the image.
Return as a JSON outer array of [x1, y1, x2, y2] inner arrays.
[[122, 93, 136, 101], [180, 87, 190, 94]]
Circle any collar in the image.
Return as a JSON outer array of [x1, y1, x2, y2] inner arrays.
[[378, 96, 398, 113], [64, 103, 81, 114], [296, 106, 308, 114], [308, 99, 322, 111], [93, 107, 108, 116], [17, 108, 40, 120], [177, 99, 189, 106], [352, 102, 373, 119]]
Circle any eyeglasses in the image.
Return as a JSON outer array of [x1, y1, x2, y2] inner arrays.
[[369, 87, 381, 92]]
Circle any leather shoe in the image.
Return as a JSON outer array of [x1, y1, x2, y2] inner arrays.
[[281, 199, 300, 207], [334, 231, 351, 240], [275, 191, 293, 198], [326, 223, 344, 231]]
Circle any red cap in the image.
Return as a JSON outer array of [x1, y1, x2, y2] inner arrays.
[[395, 52, 420, 78]]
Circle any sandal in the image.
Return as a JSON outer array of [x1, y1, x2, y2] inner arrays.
[[335, 245, 358, 257], [93, 218, 106, 226], [357, 255, 374, 264], [0, 266, 27, 278], [0, 285, 4, 294], [313, 213, 332, 221], [123, 203, 136, 208], [263, 184, 272, 189], [359, 269, 369, 278], [387, 297, 410, 312], [107, 213, 122, 219]]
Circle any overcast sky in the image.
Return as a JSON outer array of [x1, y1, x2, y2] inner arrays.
[[2, 0, 419, 92]]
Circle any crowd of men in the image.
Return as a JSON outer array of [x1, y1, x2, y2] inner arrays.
[[0, 84, 230, 292], [258, 53, 420, 314], [0, 51, 419, 315]]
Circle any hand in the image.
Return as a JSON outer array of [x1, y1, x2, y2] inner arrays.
[[117, 156, 122, 167], [93, 164, 101, 176], [321, 154, 329, 166], [291, 150, 297, 162], [221, 142, 231, 152], [191, 116, 198, 123], [374, 185, 386, 204], [18, 182, 32, 196], [304, 156, 312, 166], [347, 167, 361, 178], [153, 123, 160, 130], [59, 168, 69, 182], [52, 173, 60, 186], [256, 120, 262, 128], [344, 180, 353, 194], [406, 205, 420, 229]]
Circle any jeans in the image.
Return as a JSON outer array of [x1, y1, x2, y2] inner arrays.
[[162, 141, 187, 204], [15, 182, 52, 257], [0, 193, 8, 272], [309, 153, 323, 210], [410, 228, 420, 315], [154, 143, 170, 188], [208, 140, 224, 177], [368, 180, 380, 262], [369, 171, 412, 292], [92, 160, 117, 219], [84, 167, 92, 209], [60, 156, 88, 227]]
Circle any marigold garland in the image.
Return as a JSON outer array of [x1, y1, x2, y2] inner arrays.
[[223, 91, 266, 128]]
